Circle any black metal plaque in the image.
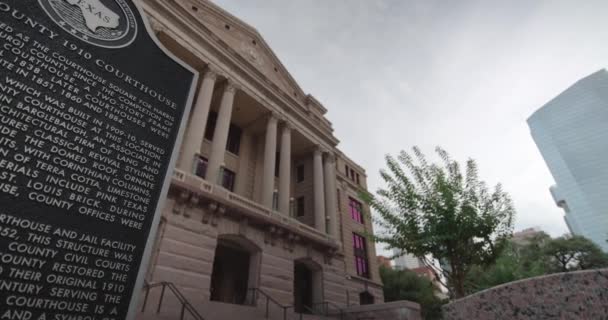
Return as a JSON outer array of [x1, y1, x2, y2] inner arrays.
[[0, 0, 197, 319]]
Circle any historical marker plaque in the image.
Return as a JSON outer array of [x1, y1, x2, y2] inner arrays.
[[0, 0, 197, 319]]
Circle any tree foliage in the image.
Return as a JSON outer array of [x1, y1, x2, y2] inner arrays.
[[544, 235, 608, 272], [465, 234, 549, 293], [380, 266, 444, 320], [465, 233, 608, 294], [363, 147, 515, 298]]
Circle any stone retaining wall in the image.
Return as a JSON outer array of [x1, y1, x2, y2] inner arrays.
[[443, 268, 608, 319]]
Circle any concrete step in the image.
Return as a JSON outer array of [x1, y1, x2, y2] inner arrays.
[[137, 287, 340, 320], [137, 303, 340, 320]]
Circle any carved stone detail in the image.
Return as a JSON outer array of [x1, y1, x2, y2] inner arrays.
[[173, 191, 191, 216], [211, 205, 226, 226], [202, 202, 218, 224], [324, 248, 337, 265]]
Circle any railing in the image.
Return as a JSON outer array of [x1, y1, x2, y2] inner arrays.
[[228, 192, 272, 216], [301, 305, 317, 319], [246, 288, 296, 320], [171, 170, 338, 249], [141, 281, 206, 320], [312, 302, 345, 320]]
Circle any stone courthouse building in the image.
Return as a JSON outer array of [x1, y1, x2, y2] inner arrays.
[[138, 0, 420, 318]]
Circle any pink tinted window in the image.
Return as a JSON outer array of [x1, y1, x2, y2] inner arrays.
[[349, 198, 364, 223], [353, 233, 369, 278]]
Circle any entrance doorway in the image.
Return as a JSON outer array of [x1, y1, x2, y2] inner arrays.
[[210, 236, 260, 305], [359, 291, 375, 305], [293, 259, 322, 313]]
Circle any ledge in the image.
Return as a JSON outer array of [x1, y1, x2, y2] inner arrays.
[[170, 169, 340, 251], [347, 274, 384, 288]]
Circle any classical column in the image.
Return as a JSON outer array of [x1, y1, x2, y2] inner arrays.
[[234, 130, 253, 196], [261, 114, 278, 208], [324, 153, 338, 238], [207, 81, 237, 184], [313, 148, 326, 233], [177, 68, 217, 172], [278, 123, 292, 214]]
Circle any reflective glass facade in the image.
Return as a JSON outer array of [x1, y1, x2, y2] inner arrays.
[[528, 69, 608, 252]]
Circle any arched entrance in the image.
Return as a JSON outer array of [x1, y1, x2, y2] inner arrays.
[[359, 291, 375, 305], [210, 235, 261, 305], [293, 259, 323, 313]]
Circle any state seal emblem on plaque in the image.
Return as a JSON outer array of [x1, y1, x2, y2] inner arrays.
[[39, 0, 138, 48]]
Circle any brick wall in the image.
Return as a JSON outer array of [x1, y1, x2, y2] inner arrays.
[[443, 268, 608, 319]]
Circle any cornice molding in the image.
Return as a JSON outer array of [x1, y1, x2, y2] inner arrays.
[[142, 0, 340, 147], [186, 0, 307, 97]]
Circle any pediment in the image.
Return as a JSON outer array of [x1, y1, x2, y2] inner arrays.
[[177, 0, 306, 101]]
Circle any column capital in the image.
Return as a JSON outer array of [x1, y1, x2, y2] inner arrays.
[[314, 145, 329, 156], [313, 146, 323, 157], [202, 65, 219, 81], [224, 79, 239, 94], [325, 152, 336, 163], [282, 121, 293, 131], [267, 111, 280, 123]]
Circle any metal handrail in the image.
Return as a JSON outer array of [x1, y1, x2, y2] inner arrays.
[[141, 281, 206, 320], [247, 288, 349, 320], [301, 305, 319, 320], [247, 288, 295, 320], [311, 301, 345, 320]]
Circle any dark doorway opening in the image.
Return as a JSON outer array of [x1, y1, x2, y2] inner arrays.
[[359, 291, 375, 305], [294, 262, 314, 313], [210, 241, 250, 304]]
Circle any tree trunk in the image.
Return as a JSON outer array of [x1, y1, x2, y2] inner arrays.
[[453, 271, 466, 299], [449, 261, 466, 299]]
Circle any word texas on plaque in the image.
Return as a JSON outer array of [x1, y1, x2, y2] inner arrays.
[[0, 0, 197, 319]]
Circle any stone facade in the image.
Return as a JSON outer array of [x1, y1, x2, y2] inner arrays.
[[341, 301, 422, 320], [443, 268, 608, 320], [136, 0, 397, 318]]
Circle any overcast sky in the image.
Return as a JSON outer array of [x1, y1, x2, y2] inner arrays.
[[214, 0, 608, 245]]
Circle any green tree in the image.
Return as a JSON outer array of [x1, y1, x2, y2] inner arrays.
[[543, 235, 608, 272], [517, 232, 552, 272], [465, 233, 608, 294], [363, 147, 515, 298], [380, 266, 444, 320], [465, 239, 548, 294]]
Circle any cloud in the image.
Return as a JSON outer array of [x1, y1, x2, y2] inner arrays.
[[214, 0, 608, 252]]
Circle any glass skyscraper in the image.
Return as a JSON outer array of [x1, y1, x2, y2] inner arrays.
[[528, 69, 608, 252]]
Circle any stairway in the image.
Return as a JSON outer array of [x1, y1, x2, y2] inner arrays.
[[138, 282, 342, 320]]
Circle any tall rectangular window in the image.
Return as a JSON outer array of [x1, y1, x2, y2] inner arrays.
[[204, 111, 242, 155], [349, 197, 364, 224], [204, 111, 217, 141], [353, 233, 370, 278], [296, 165, 305, 183], [226, 125, 242, 155], [296, 196, 305, 217], [195, 156, 208, 179], [275, 152, 280, 177], [221, 168, 236, 191]]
